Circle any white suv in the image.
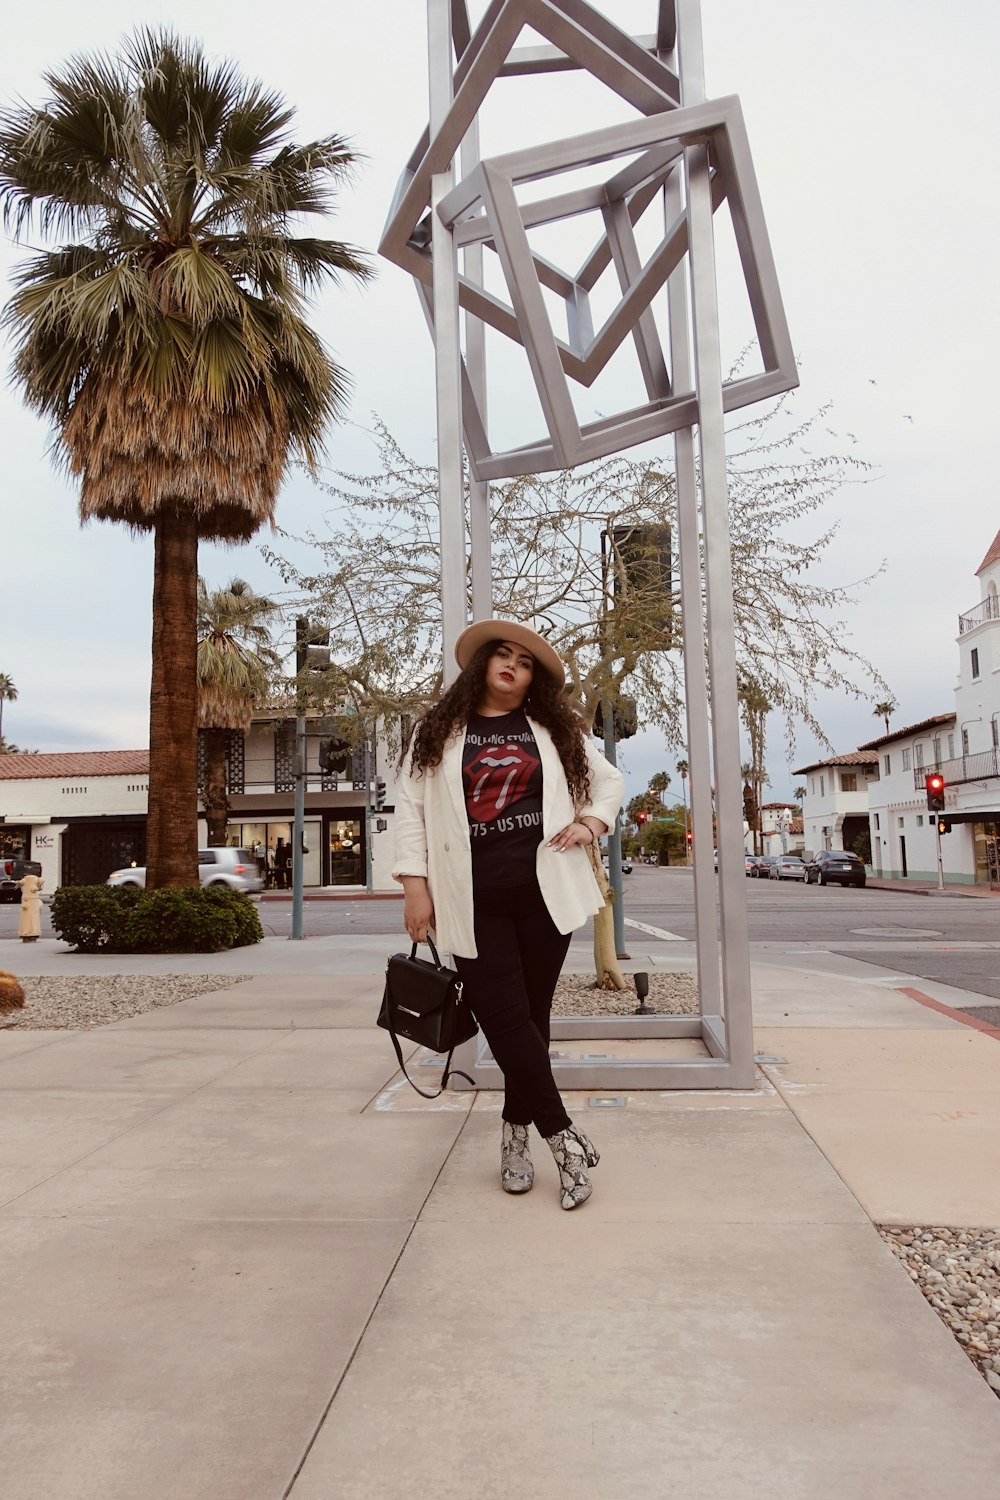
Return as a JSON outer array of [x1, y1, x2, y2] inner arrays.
[[108, 848, 263, 894]]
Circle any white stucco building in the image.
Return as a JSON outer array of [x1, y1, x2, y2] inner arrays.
[[0, 717, 404, 892], [790, 752, 879, 862], [794, 528, 1000, 887]]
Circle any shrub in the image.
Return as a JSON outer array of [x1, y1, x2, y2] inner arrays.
[[50, 884, 262, 953], [201, 886, 264, 948], [50, 884, 142, 952]]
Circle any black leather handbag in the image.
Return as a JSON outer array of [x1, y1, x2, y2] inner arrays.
[[377, 937, 479, 1098]]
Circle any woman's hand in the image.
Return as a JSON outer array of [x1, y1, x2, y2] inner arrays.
[[548, 821, 598, 853], [401, 877, 435, 943]]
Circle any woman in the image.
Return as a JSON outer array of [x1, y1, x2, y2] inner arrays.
[[392, 621, 624, 1211], [16, 869, 44, 943]]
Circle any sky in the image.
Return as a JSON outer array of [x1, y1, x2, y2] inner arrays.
[[2, 0, 998, 805]]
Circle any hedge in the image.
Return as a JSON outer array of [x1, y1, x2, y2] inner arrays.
[[50, 884, 263, 953]]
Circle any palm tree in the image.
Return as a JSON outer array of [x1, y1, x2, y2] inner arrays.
[[0, 674, 17, 745], [648, 770, 671, 800], [0, 30, 369, 888], [873, 700, 897, 736], [197, 577, 281, 846], [739, 677, 772, 856], [676, 758, 690, 860], [793, 784, 807, 807]]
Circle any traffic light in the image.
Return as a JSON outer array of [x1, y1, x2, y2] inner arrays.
[[686, 831, 693, 847], [318, 738, 350, 776], [375, 777, 387, 811], [925, 772, 945, 813], [636, 811, 648, 826], [296, 616, 330, 675], [937, 819, 952, 835], [592, 697, 638, 741]]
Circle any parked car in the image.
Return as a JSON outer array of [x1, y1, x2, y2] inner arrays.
[[0, 856, 42, 903], [769, 855, 807, 881], [804, 850, 867, 888], [744, 855, 756, 876], [603, 858, 633, 876], [107, 847, 263, 894], [753, 856, 778, 878]]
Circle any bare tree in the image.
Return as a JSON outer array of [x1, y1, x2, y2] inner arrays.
[[265, 401, 890, 985]]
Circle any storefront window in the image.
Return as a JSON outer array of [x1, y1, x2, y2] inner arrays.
[[973, 822, 1000, 887], [0, 826, 30, 860], [329, 820, 363, 885]]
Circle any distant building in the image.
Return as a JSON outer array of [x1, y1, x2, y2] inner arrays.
[[0, 715, 403, 892], [793, 528, 1000, 887], [789, 752, 879, 861]]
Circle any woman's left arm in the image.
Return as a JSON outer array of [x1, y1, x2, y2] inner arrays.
[[547, 738, 626, 851], [578, 738, 626, 833]]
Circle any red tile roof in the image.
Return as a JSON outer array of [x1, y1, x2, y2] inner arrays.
[[0, 750, 149, 780], [792, 750, 880, 774], [857, 712, 955, 750], [976, 529, 1000, 576]]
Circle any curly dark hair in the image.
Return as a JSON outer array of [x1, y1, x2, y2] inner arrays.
[[404, 640, 592, 806]]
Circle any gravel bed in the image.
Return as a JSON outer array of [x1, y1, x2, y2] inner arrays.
[[879, 1226, 1000, 1398], [0, 975, 251, 1030], [552, 971, 697, 1016]]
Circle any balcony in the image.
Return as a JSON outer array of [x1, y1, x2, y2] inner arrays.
[[913, 747, 1000, 791], [958, 595, 1000, 635]]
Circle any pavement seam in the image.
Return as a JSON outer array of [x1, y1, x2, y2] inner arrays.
[[280, 1102, 475, 1500]]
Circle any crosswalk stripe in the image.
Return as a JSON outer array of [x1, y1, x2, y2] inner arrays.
[[623, 917, 685, 942]]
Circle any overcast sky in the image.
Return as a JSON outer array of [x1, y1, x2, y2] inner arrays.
[[2, 0, 998, 803]]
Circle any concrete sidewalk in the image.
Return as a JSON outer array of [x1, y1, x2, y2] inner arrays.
[[2, 960, 999, 1499]]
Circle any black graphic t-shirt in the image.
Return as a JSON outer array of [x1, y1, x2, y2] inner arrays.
[[463, 711, 544, 889]]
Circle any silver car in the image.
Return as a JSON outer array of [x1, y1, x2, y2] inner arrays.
[[108, 847, 263, 894], [769, 856, 807, 881]]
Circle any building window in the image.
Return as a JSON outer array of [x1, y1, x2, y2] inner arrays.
[[962, 728, 970, 755], [901, 749, 911, 771], [884, 754, 891, 775], [874, 813, 880, 830], [840, 773, 857, 792], [933, 737, 942, 764], [819, 775, 825, 797], [914, 743, 924, 768], [810, 777, 815, 795], [897, 816, 905, 829], [917, 815, 924, 827], [948, 733, 955, 758], [971, 647, 980, 679], [993, 720, 999, 749]]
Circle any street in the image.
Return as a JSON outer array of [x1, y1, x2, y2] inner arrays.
[[3, 864, 999, 1000]]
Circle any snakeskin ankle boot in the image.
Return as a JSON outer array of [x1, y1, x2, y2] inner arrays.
[[544, 1124, 600, 1210], [500, 1121, 534, 1194]]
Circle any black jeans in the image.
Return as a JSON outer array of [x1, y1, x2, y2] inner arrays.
[[454, 880, 572, 1139]]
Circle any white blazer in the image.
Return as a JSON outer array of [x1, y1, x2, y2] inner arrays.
[[391, 717, 625, 959]]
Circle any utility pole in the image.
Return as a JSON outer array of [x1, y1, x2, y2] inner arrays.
[[291, 715, 306, 940]]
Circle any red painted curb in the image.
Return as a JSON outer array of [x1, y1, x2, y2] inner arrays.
[[896, 986, 1000, 1040]]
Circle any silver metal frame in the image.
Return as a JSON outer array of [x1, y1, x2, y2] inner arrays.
[[392, 0, 795, 1090]]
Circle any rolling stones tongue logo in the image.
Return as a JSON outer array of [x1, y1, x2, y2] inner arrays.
[[465, 740, 540, 822]]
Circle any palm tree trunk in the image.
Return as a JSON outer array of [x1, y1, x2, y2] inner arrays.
[[202, 729, 230, 846], [146, 510, 199, 888]]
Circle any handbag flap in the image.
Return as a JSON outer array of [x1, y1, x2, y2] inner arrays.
[[386, 952, 459, 1017]]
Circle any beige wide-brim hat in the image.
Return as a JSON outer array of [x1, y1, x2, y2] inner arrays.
[[454, 619, 565, 687]]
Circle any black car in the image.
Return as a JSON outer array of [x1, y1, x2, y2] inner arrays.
[[804, 850, 867, 888], [0, 856, 42, 903]]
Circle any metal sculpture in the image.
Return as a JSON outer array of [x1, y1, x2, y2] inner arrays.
[[380, 0, 798, 1089]]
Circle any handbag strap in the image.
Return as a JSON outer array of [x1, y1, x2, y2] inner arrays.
[[411, 936, 445, 969], [383, 988, 476, 1100]]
